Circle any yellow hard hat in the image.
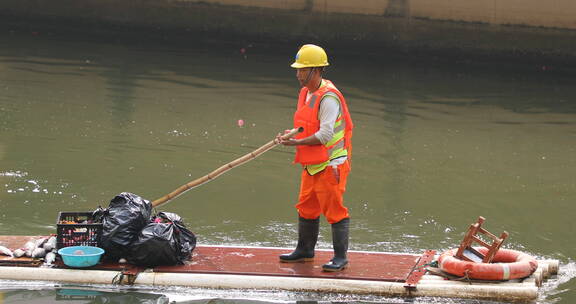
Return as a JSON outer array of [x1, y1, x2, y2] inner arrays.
[[290, 44, 329, 68]]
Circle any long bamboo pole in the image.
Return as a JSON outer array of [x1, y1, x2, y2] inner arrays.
[[151, 127, 303, 208]]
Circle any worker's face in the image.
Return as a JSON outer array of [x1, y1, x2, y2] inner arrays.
[[296, 67, 316, 87]]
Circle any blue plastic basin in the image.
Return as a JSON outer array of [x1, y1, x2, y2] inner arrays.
[[58, 246, 105, 268]]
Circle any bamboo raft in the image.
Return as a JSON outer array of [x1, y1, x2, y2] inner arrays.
[[0, 236, 559, 302]]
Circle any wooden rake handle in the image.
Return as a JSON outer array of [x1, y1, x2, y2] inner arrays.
[[151, 127, 303, 208]]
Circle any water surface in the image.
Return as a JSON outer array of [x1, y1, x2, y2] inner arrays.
[[0, 32, 575, 303]]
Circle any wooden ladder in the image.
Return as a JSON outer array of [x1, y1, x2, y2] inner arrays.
[[455, 216, 509, 263]]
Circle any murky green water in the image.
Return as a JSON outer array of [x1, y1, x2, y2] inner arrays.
[[0, 32, 575, 303]]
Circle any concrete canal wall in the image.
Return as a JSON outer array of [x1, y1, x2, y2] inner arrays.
[[196, 0, 576, 30], [1, 0, 576, 58]]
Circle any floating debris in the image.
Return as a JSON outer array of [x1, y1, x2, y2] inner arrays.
[[23, 241, 36, 257], [0, 245, 13, 257], [43, 236, 56, 252], [31, 247, 46, 258], [12, 248, 25, 258], [44, 252, 56, 265], [35, 237, 48, 248]]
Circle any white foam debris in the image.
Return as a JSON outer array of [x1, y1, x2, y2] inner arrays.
[[0, 171, 27, 177]]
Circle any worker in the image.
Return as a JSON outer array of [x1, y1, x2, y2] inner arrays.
[[277, 44, 354, 272]]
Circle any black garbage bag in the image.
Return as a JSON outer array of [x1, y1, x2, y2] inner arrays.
[[98, 192, 153, 260], [130, 212, 196, 267]]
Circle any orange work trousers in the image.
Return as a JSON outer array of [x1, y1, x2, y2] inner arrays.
[[296, 160, 351, 224]]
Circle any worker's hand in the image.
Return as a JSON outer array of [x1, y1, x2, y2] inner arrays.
[[282, 138, 298, 146], [276, 132, 298, 146]]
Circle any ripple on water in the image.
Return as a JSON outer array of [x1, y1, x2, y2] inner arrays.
[[0, 282, 552, 304], [0, 171, 28, 177], [538, 260, 576, 303], [2, 171, 69, 197]]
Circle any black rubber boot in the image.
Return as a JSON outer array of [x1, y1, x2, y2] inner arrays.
[[279, 217, 319, 263], [322, 217, 349, 272]]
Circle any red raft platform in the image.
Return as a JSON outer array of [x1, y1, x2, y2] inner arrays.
[[0, 236, 557, 302]]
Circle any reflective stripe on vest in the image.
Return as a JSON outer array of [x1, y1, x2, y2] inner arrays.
[[305, 92, 348, 175]]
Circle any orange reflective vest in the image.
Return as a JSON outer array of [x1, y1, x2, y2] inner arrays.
[[293, 79, 353, 171]]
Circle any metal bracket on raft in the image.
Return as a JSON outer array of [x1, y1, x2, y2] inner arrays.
[[404, 249, 436, 290], [112, 266, 145, 285]]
